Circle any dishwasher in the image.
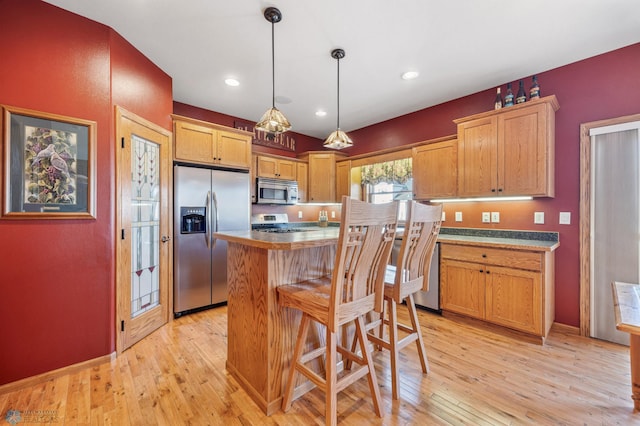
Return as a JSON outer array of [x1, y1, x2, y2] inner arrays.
[[391, 234, 440, 312]]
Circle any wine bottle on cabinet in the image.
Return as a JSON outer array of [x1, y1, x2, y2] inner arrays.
[[529, 75, 540, 100], [515, 79, 527, 104], [504, 82, 514, 107], [494, 87, 503, 110]]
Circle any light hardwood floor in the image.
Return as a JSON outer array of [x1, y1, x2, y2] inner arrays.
[[1, 306, 638, 425]]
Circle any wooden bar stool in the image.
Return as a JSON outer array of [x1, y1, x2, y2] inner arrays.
[[365, 201, 442, 400], [277, 196, 399, 426]]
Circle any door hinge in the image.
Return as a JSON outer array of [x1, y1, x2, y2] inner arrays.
[[121, 229, 125, 240], [121, 320, 125, 332], [121, 137, 125, 148]]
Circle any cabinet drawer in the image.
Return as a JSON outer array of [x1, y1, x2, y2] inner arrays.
[[440, 244, 542, 271]]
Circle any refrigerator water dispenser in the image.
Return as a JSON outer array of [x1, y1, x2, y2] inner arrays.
[[180, 207, 206, 234]]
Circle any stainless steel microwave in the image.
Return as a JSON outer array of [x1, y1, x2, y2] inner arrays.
[[255, 177, 298, 205]]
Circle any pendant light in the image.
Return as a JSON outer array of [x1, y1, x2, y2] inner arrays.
[[255, 7, 291, 137], [323, 48, 353, 150]]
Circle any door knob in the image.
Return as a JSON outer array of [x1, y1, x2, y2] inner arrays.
[[161, 235, 171, 243]]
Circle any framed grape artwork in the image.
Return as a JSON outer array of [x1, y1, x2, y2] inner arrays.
[[1, 105, 96, 219]]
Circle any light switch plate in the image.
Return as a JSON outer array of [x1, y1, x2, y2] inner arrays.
[[482, 212, 490, 223], [491, 212, 500, 223], [559, 212, 571, 225], [441, 211, 446, 221], [298, 211, 303, 219], [534, 212, 545, 224], [331, 211, 335, 218], [455, 211, 462, 222]]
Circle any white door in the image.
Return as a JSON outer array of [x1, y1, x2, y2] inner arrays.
[[590, 120, 640, 345]]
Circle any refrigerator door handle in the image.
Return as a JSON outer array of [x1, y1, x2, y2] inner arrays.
[[205, 191, 211, 249], [211, 191, 219, 250]]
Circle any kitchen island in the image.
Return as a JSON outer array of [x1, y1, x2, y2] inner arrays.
[[213, 228, 340, 415], [214, 226, 560, 413]]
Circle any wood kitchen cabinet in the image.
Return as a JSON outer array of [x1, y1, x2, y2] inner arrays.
[[298, 151, 347, 203], [440, 258, 485, 319], [412, 138, 458, 199], [256, 155, 296, 180], [173, 115, 252, 169], [440, 243, 554, 341], [336, 160, 351, 199], [454, 95, 559, 198], [296, 162, 308, 203]]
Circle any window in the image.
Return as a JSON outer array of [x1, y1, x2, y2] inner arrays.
[[361, 158, 412, 222]]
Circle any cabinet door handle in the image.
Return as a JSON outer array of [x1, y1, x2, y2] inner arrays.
[[486, 270, 490, 274], [491, 189, 496, 192], [479, 269, 484, 273], [482, 254, 487, 258]]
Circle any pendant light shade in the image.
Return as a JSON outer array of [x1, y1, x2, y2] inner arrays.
[[255, 7, 291, 136], [324, 48, 353, 150], [324, 129, 353, 150]]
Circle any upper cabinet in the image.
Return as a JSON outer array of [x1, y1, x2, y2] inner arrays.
[[454, 95, 559, 198], [256, 155, 297, 180], [412, 138, 458, 200], [298, 151, 347, 203], [336, 160, 351, 200], [173, 115, 252, 169], [296, 162, 308, 203]]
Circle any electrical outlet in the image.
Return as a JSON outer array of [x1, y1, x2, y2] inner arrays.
[[298, 211, 303, 219], [441, 211, 446, 221], [331, 211, 335, 219], [534, 212, 545, 224], [559, 212, 571, 225], [455, 211, 462, 222], [482, 212, 490, 223], [491, 212, 500, 223]]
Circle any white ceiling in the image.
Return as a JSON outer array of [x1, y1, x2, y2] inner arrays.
[[43, 0, 640, 139]]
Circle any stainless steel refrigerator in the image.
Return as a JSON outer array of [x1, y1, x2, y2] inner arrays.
[[173, 165, 250, 316]]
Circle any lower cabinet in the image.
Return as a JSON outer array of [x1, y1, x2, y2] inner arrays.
[[440, 243, 554, 340]]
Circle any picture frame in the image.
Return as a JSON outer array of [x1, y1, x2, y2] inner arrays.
[[1, 105, 96, 219]]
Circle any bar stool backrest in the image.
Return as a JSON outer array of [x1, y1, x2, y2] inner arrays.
[[329, 196, 398, 331], [393, 202, 443, 300]]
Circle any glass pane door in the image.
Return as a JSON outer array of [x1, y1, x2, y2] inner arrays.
[[131, 134, 160, 318]]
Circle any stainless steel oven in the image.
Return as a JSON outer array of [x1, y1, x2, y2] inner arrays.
[[255, 177, 298, 205]]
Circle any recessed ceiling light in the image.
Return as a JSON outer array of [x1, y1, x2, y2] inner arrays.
[[315, 110, 327, 117], [225, 78, 240, 86], [401, 71, 419, 80]]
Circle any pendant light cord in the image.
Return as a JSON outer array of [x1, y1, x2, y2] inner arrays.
[[271, 21, 275, 109], [336, 56, 340, 130]]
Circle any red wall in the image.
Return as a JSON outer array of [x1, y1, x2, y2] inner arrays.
[[1, 0, 639, 388], [0, 0, 172, 385], [344, 43, 640, 327], [177, 44, 640, 328], [173, 101, 322, 157]]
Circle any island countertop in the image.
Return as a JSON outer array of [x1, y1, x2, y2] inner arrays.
[[215, 227, 559, 252], [215, 225, 559, 414], [213, 227, 340, 250]]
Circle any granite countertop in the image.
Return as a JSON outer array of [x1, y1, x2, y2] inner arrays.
[[216, 225, 559, 252], [437, 227, 560, 252]]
